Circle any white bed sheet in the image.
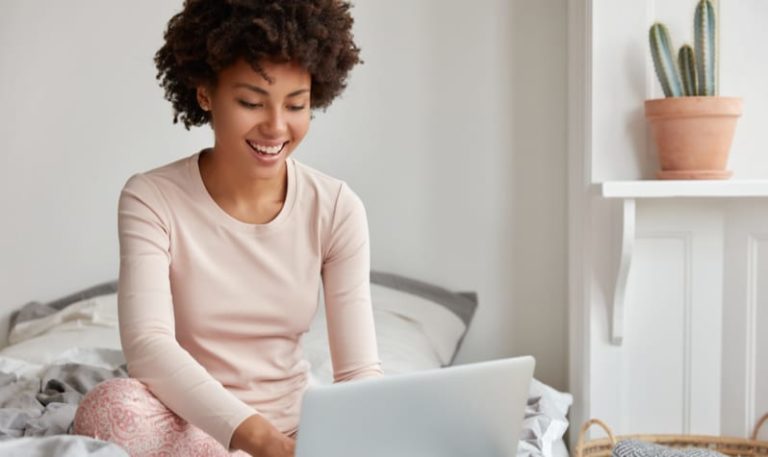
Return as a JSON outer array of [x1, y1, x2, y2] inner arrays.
[[553, 438, 570, 457]]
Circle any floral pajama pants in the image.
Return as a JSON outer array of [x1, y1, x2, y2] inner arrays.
[[73, 378, 250, 457]]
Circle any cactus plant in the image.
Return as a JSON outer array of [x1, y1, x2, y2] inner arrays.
[[645, 0, 742, 180], [694, 0, 717, 95], [650, 23, 683, 97], [649, 0, 717, 98], [678, 45, 697, 96]]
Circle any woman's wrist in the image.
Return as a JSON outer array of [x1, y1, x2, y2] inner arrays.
[[231, 414, 295, 456], [231, 414, 270, 453]]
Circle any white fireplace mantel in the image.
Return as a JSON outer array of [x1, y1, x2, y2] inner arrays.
[[600, 179, 768, 345]]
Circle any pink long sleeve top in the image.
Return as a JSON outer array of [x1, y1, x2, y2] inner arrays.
[[117, 152, 382, 448]]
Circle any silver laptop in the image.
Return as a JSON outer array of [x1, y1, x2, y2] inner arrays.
[[295, 355, 535, 457]]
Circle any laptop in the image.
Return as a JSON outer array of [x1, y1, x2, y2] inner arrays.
[[294, 355, 535, 457]]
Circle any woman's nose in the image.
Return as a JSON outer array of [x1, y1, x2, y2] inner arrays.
[[261, 107, 287, 135]]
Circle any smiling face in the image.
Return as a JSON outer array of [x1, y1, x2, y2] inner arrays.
[[197, 59, 312, 180]]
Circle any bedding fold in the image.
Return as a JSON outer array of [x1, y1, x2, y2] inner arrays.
[[0, 350, 127, 440]]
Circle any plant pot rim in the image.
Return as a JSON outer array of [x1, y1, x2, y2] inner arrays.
[[645, 95, 742, 103], [645, 96, 743, 118]]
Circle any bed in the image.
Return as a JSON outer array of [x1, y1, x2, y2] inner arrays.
[[0, 271, 571, 457]]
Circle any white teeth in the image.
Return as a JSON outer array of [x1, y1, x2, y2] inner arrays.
[[248, 140, 283, 155]]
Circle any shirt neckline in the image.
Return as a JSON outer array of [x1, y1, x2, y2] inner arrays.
[[188, 150, 298, 232]]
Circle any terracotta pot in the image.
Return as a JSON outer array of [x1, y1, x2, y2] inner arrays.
[[644, 96, 742, 179]]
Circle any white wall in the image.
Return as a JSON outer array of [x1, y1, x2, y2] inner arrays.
[[0, 1, 207, 330], [0, 1, 568, 389]]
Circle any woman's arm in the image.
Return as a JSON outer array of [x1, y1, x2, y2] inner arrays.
[[321, 183, 383, 382], [118, 174, 259, 450]]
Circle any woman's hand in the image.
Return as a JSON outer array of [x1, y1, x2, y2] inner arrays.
[[231, 414, 295, 457]]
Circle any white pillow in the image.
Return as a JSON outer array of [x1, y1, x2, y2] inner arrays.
[[304, 283, 469, 385], [0, 328, 122, 366], [368, 283, 466, 366], [2, 277, 474, 381], [0, 294, 121, 365], [9, 294, 118, 344]]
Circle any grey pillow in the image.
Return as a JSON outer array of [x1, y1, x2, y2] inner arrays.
[[9, 280, 118, 331], [10, 273, 479, 364], [370, 270, 478, 364]]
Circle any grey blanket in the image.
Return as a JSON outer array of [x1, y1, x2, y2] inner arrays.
[[0, 362, 127, 439], [613, 440, 729, 457], [0, 435, 128, 457]]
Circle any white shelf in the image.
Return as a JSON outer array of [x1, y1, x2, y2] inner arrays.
[[599, 179, 768, 346], [601, 180, 768, 198]]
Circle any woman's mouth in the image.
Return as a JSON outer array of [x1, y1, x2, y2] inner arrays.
[[246, 140, 287, 156]]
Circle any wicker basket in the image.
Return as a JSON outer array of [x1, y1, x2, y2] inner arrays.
[[574, 414, 768, 457]]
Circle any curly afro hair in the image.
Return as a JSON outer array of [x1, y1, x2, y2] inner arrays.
[[155, 0, 362, 129]]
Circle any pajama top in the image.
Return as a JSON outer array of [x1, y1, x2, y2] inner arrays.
[[117, 152, 382, 448]]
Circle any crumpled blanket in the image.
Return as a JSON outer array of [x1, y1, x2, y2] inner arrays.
[[517, 379, 572, 457], [0, 435, 128, 457], [0, 361, 127, 439]]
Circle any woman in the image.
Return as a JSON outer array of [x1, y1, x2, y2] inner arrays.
[[73, 1, 383, 456]]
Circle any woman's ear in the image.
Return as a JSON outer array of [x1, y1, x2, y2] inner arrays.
[[196, 86, 212, 112]]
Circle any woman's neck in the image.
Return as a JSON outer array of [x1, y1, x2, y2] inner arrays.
[[198, 149, 287, 224]]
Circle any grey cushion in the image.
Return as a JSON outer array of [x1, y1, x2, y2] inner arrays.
[[370, 271, 478, 326], [613, 440, 729, 457], [370, 270, 478, 364], [9, 281, 118, 330]]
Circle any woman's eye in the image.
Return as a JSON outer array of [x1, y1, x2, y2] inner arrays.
[[288, 105, 306, 112], [238, 100, 263, 109]]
